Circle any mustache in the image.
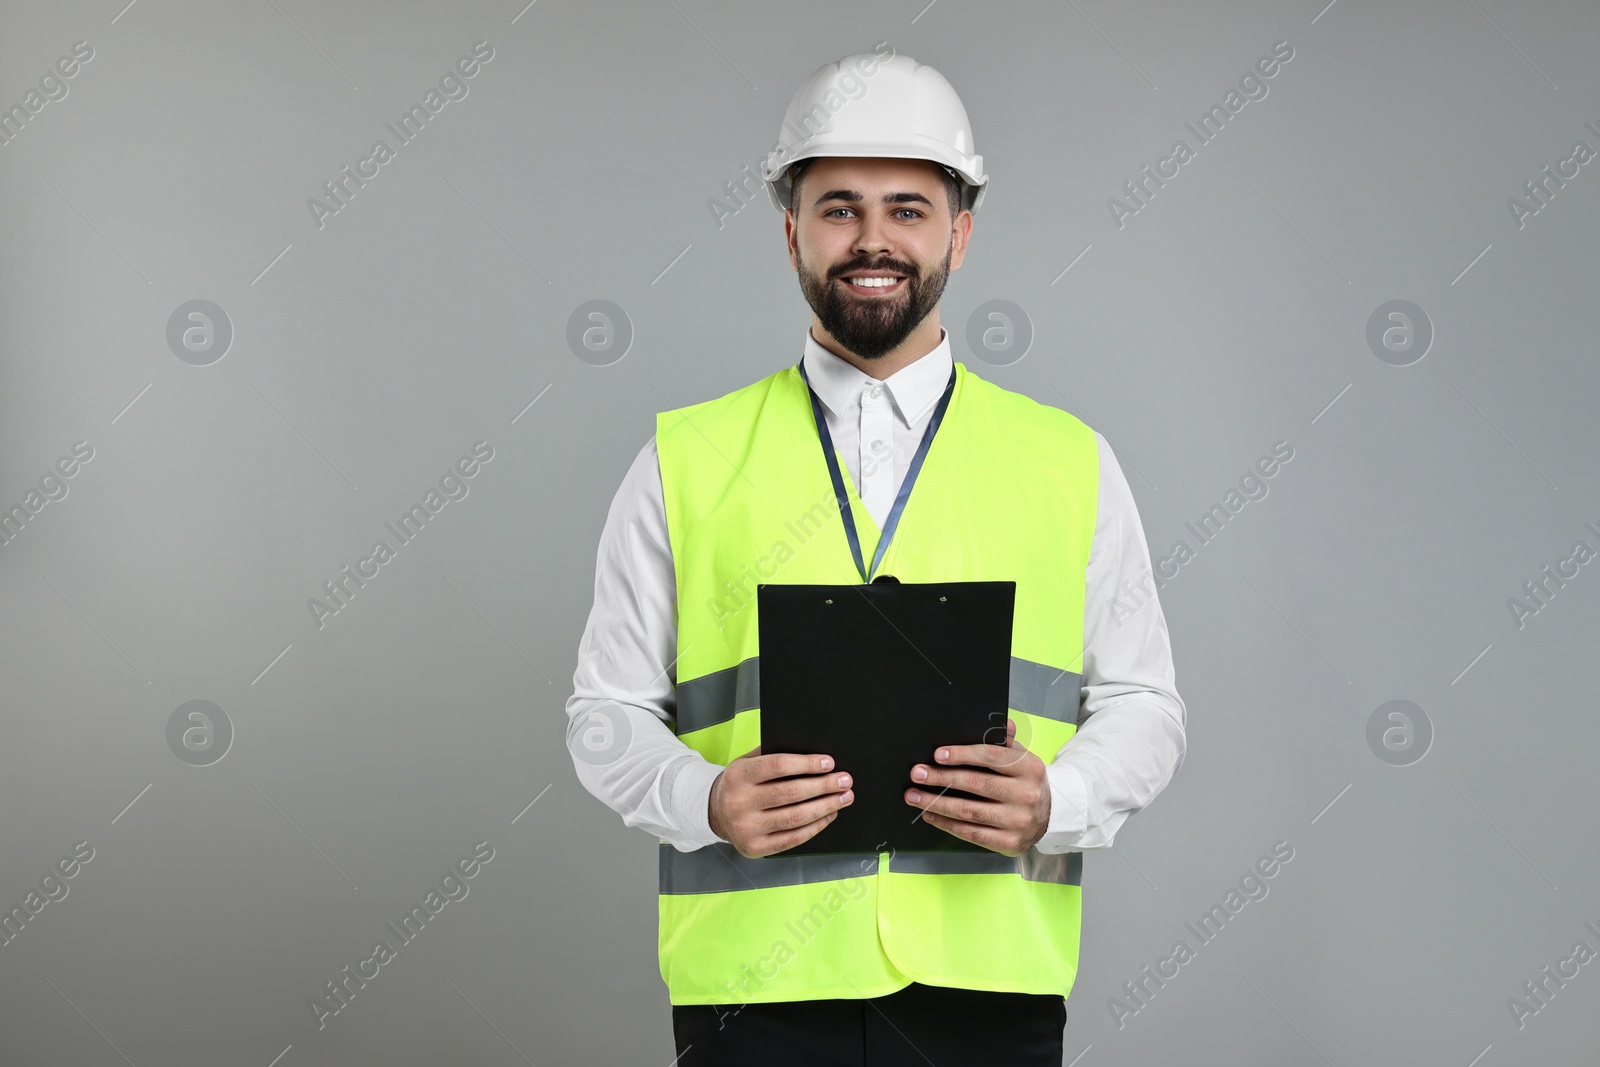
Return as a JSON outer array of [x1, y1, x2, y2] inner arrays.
[[829, 256, 919, 281]]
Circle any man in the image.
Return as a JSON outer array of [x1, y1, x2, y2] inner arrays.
[[567, 51, 1186, 1065]]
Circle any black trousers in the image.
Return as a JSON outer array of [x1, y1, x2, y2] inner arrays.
[[671, 981, 1067, 1066]]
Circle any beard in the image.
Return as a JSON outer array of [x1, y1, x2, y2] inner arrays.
[[797, 242, 952, 361]]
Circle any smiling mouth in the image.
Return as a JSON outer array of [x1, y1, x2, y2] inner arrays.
[[837, 274, 907, 296]]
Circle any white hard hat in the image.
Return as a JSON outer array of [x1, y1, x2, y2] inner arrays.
[[761, 51, 988, 215]]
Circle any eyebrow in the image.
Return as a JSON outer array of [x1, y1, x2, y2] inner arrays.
[[811, 189, 935, 210]]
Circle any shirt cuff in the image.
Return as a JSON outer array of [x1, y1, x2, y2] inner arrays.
[[662, 755, 728, 853], [1034, 759, 1090, 854]]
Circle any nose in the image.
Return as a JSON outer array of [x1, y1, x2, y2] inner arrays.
[[854, 211, 892, 258]]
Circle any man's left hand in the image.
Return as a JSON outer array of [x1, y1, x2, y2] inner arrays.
[[905, 717, 1050, 857]]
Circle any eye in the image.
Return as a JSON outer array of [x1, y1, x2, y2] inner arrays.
[[824, 207, 856, 218], [895, 208, 924, 220]]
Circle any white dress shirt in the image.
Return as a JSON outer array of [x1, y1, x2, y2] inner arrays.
[[566, 326, 1186, 855]]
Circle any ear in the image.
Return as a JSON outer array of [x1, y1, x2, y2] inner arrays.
[[948, 208, 973, 271], [785, 209, 799, 272]]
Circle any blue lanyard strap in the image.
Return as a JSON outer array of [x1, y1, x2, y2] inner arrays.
[[797, 357, 958, 584]]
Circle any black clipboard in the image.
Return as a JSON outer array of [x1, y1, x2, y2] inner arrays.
[[757, 578, 1016, 855]]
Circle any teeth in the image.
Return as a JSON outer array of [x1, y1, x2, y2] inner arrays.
[[848, 276, 900, 287]]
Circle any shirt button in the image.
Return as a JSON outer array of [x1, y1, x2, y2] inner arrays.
[[871, 439, 885, 453], [867, 385, 883, 400]]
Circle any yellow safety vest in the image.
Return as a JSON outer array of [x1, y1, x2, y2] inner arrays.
[[654, 357, 1099, 1005]]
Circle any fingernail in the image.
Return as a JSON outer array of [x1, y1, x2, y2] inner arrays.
[[936, 749, 949, 762], [912, 767, 927, 781], [840, 791, 853, 803], [838, 774, 850, 788], [821, 756, 833, 770], [908, 789, 921, 803]]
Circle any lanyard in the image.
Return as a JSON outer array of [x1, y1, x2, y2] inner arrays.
[[796, 357, 957, 584]]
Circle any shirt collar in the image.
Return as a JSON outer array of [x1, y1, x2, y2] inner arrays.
[[800, 326, 954, 428]]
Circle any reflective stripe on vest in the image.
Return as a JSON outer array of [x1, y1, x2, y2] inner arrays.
[[672, 655, 1082, 736], [660, 841, 1084, 894], [654, 358, 1099, 1006]]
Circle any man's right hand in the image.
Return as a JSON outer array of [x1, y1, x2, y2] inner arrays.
[[707, 746, 852, 858]]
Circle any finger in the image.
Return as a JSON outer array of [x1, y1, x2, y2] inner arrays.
[[750, 751, 835, 784], [905, 786, 1005, 828], [908, 796, 992, 844], [759, 808, 841, 856], [756, 769, 851, 810], [932, 736, 1034, 775], [910, 764, 1013, 803], [917, 810, 1003, 852], [994, 718, 1032, 767], [757, 786, 853, 836], [1005, 712, 1038, 753]]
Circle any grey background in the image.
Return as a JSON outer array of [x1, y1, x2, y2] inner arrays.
[[2, 0, 1596, 1064]]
